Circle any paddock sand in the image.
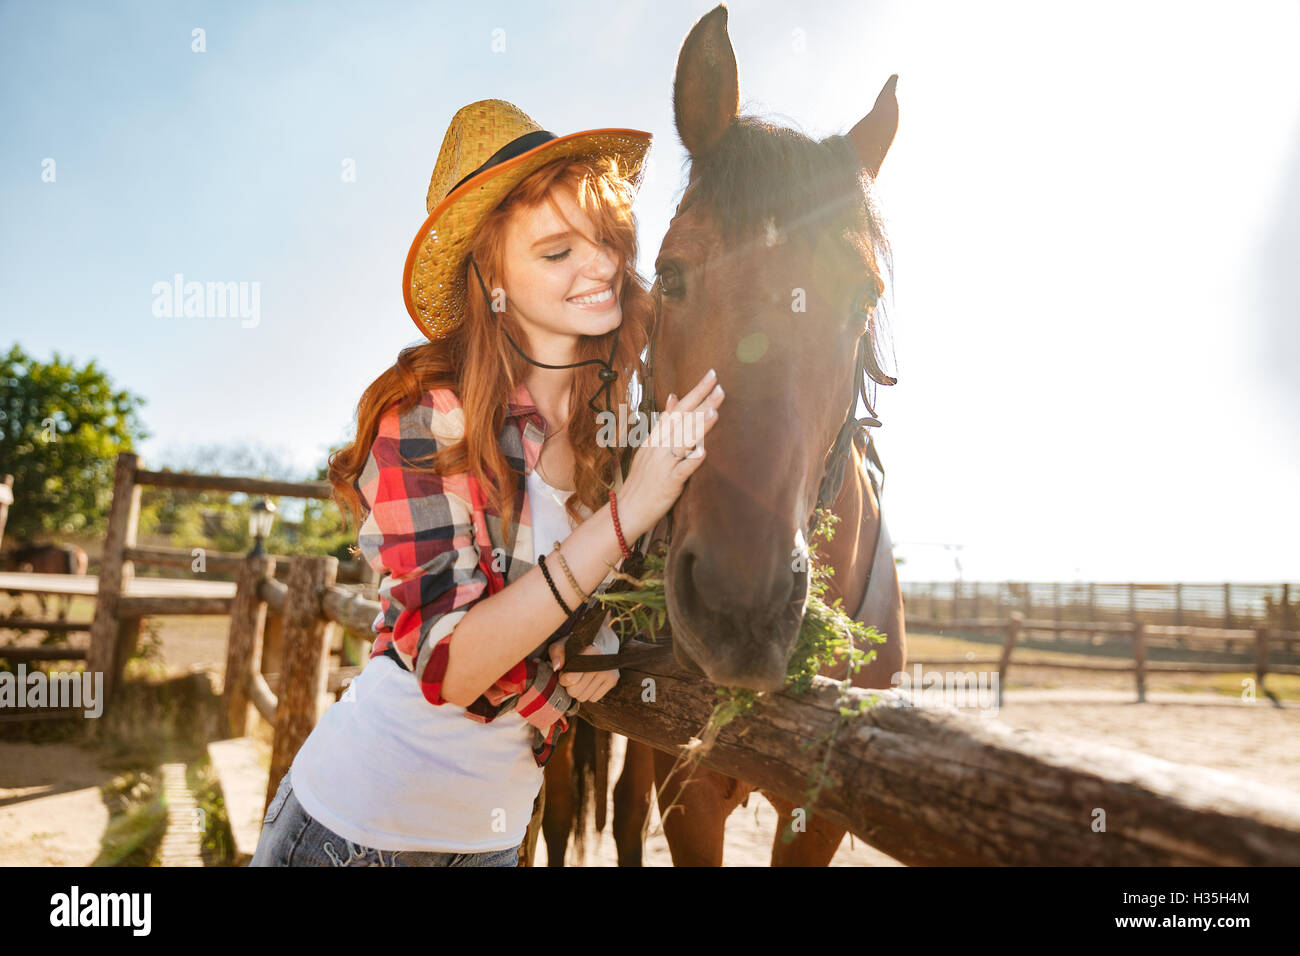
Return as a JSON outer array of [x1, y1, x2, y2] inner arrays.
[[538, 692, 1300, 866], [0, 743, 112, 866]]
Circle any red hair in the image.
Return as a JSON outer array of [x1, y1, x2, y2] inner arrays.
[[329, 155, 654, 543]]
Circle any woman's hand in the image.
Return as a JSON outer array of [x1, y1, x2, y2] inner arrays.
[[616, 368, 725, 541], [548, 640, 618, 703]]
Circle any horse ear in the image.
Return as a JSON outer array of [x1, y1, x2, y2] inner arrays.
[[672, 4, 739, 160], [847, 74, 899, 180]]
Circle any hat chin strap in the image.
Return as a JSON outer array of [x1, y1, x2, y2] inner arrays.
[[468, 252, 623, 444]]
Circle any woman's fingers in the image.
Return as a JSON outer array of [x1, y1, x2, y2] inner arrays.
[[587, 671, 618, 702], [673, 367, 719, 414], [572, 671, 618, 702], [555, 642, 620, 700]]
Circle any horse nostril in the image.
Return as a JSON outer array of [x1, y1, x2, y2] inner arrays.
[[678, 546, 698, 596]]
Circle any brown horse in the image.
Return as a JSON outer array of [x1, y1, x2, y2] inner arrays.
[[0, 542, 89, 620], [540, 5, 904, 866]]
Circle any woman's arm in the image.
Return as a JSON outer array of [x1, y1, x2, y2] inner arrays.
[[363, 371, 721, 709], [441, 501, 642, 706], [445, 369, 725, 704]]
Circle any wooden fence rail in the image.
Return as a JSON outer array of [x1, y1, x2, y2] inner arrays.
[[906, 612, 1300, 704]]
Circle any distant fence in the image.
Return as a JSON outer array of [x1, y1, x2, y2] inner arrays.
[[904, 611, 1300, 704], [903, 580, 1300, 633]]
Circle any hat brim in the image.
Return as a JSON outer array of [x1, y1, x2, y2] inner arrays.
[[403, 127, 652, 342]]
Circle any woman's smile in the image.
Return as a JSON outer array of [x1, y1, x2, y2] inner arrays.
[[566, 284, 616, 310]]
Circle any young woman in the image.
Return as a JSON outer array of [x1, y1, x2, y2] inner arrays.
[[249, 100, 725, 866]]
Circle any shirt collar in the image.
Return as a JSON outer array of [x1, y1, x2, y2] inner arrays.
[[506, 380, 547, 474]]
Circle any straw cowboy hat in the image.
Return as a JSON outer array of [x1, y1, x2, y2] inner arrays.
[[403, 99, 652, 342]]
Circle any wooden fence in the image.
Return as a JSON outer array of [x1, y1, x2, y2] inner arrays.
[[71, 451, 370, 706], [906, 611, 1300, 704], [904, 580, 1300, 634]]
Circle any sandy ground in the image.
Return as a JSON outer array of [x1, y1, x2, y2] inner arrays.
[[0, 743, 112, 866]]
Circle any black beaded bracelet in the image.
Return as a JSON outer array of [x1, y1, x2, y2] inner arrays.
[[538, 553, 573, 617]]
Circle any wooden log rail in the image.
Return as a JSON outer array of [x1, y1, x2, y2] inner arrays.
[[579, 654, 1300, 866], [216, 556, 1300, 863]]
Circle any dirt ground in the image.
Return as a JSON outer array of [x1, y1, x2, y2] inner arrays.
[[0, 742, 113, 866]]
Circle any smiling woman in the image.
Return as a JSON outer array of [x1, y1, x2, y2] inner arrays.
[[248, 99, 726, 868]]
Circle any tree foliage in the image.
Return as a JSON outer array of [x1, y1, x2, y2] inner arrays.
[[0, 344, 147, 542]]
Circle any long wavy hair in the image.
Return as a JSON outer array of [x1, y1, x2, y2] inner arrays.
[[329, 155, 655, 544]]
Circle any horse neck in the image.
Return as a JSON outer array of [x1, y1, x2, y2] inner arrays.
[[818, 439, 880, 619]]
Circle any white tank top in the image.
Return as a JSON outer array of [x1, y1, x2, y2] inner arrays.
[[287, 468, 618, 853]]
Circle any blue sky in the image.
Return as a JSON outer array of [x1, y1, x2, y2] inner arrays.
[[2, 0, 1297, 582]]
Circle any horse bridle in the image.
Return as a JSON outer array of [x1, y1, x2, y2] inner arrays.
[[561, 189, 897, 674]]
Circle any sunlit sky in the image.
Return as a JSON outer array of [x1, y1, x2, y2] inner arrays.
[[2, 0, 1297, 583]]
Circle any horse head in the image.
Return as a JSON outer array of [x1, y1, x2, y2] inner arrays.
[[650, 4, 898, 690]]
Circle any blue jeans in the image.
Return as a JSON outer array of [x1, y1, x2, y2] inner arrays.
[[248, 770, 520, 867]]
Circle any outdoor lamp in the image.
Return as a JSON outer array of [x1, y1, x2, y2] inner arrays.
[[248, 498, 276, 557]]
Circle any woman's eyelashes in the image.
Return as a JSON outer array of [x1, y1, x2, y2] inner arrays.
[[544, 238, 610, 262]]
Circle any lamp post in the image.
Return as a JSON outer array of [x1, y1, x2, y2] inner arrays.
[[248, 498, 276, 558]]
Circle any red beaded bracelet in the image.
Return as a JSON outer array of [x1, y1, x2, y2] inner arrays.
[[608, 489, 632, 560]]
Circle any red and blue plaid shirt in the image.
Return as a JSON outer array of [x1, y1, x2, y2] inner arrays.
[[353, 381, 624, 767]]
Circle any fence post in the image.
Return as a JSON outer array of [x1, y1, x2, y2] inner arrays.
[[998, 612, 1021, 709], [224, 554, 276, 738], [265, 555, 338, 815], [87, 452, 142, 710], [1133, 621, 1147, 704], [1255, 627, 1270, 696], [1224, 582, 1233, 630], [1175, 582, 1183, 628]]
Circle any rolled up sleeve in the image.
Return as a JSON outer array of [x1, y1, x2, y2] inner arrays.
[[355, 398, 489, 707]]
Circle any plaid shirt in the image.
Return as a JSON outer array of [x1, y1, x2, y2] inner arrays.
[[353, 381, 625, 767]]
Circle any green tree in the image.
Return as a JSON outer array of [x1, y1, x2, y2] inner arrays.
[[0, 344, 147, 542]]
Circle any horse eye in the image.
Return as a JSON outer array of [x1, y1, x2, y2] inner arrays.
[[657, 264, 683, 297]]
